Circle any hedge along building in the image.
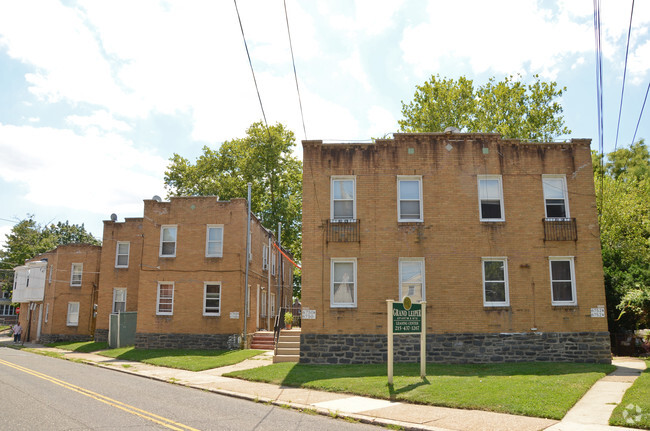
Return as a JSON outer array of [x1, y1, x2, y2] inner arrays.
[[95, 196, 294, 349], [13, 244, 102, 344], [301, 133, 610, 364]]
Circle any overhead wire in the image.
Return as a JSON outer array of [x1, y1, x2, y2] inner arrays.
[[614, 0, 635, 151], [283, 0, 307, 140], [592, 0, 605, 214]]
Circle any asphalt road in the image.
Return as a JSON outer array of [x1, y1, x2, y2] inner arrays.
[[0, 347, 378, 431]]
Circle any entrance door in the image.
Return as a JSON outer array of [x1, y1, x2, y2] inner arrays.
[[259, 289, 267, 330]]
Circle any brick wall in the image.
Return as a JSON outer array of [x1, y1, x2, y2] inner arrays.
[[302, 134, 608, 362]]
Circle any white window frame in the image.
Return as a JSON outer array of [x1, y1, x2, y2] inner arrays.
[[156, 282, 174, 315], [330, 258, 357, 308], [477, 175, 505, 222], [262, 244, 269, 270], [67, 302, 79, 326], [270, 293, 276, 317], [542, 175, 570, 219], [112, 288, 127, 313], [205, 225, 224, 258], [45, 303, 49, 323], [398, 258, 425, 302], [482, 257, 510, 307], [203, 282, 221, 316], [260, 290, 267, 318], [331, 176, 356, 221], [115, 241, 130, 268], [549, 257, 577, 306], [159, 225, 177, 258], [397, 176, 423, 222], [70, 263, 83, 286], [271, 249, 277, 276]]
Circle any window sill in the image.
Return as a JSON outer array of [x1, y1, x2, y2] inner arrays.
[[483, 306, 510, 311], [203, 314, 220, 317], [480, 220, 506, 223], [330, 305, 357, 309], [398, 221, 424, 225], [551, 304, 578, 309]]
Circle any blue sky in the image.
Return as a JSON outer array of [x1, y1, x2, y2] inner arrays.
[[1, 0, 649, 247]]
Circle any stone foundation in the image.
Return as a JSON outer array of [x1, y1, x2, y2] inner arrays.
[[135, 332, 240, 350], [300, 332, 611, 364], [94, 328, 108, 343], [40, 334, 94, 344]]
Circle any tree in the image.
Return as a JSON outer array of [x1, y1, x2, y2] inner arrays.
[[164, 121, 302, 262], [596, 140, 650, 331], [0, 216, 100, 293], [399, 74, 571, 142]]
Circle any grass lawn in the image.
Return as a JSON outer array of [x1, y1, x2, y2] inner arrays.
[[46, 341, 109, 353], [0, 325, 10, 332], [98, 347, 264, 372], [610, 359, 650, 429], [225, 362, 615, 420]]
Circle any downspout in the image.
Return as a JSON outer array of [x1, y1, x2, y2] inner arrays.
[[278, 222, 283, 313], [267, 236, 272, 330], [243, 183, 251, 347]]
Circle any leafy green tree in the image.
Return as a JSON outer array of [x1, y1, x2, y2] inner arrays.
[[596, 140, 650, 331], [164, 121, 302, 262], [399, 74, 571, 141], [0, 216, 100, 293]]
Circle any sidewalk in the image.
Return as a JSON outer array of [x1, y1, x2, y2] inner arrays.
[[1, 337, 646, 431]]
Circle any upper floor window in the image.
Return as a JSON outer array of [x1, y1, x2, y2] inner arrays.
[[331, 176, 356, 221], [399, 258, 425, 302], [482, 258, 509, 306], [157, 282, 174, 315], [115, 242, 130, 268], [204, 282, 221, 316], [263, 244, 269, 270], [331, 258, 357, 308], [397, 176, 423, 222], [477, 175, 504, 221], [271, 249, 277, 276], [549, 257, 576, 306], [543, 175, 570, 219], [160, 225, 177, 257], [70, 263, 83, 286], [113, 288, 127, 313], [206, 225, 224, 257]]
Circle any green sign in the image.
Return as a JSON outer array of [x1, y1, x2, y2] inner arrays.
[[392, 301, 422, 334]]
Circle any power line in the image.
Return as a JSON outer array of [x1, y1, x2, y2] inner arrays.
[[283, 0, 307, 140], [614, 0, 634, 151], [233, 0, 269, 130], [593, 0, 605, 213], [631, 82, 650, 147]]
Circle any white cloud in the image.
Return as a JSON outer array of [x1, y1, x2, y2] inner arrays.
[[325, 0, 405, 37], [628, 40, 650, 85], [340, 49, 371, 91], [367, 106, 397, 138], [66, 110, 131, 132], [0, 123, 167, 216], [401, 0, 594, 79], [0, 225, 12, 251]]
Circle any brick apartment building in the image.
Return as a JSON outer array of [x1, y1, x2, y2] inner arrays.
[[94, 196, 293, 349], [301, 133, 610, 364], [13, 244, 101, 343]]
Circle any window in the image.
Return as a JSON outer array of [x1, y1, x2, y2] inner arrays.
[[477, 175, 504, 221], [482, 258, 509, 306], [549, 257, 576, 306], [270, 293, 276, 317], [543, 175, 570, 218], [261, 291, 267, 317], [262, 244, 269, 270], [70, 263, 83, 286], [399, 258, 425, 302], [271, 250, 277, 276], [156, 282, 174, 315], [397, 176, 423, 222], [206, 225, 223, 257], [160, 225, 177, 257], [331, 258, 357, 308], [112, 288, 127, 313], [45, 303, 49, 323], [331, 177, 356, 220], [203, 283, 221, 316], [115, 242, 130, 268], [67, 302, 79, 326], [248, 232, 252, 261]]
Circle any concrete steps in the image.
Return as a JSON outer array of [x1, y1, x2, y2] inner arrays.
[[250, 331, 275, 350], [273, 329, 300, 363]]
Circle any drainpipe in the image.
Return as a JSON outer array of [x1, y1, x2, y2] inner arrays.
[[243, 183, 251, 347], [267, 236, 272, 330], [278, 222, 283, 317]]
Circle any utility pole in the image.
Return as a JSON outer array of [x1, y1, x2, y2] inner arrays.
[[278, 222, 283, 314], [243, 183, 251, 345]]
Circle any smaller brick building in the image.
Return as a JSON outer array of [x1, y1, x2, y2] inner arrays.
[[13, 244, 101, 343], [94, 196, 294, 349]]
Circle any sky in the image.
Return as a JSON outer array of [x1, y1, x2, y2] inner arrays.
[[1, 0, 649, 248]]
